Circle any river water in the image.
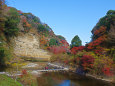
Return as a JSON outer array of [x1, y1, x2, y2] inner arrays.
[[37, 72, 115, 86], [0, 62, 115, 86]]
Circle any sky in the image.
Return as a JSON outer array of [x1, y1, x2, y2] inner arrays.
[[7, 0, 115, 45]]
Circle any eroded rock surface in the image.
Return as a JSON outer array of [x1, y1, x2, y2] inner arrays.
[[13, 32, 51, 60]]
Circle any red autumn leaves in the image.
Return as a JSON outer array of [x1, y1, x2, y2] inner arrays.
[[71, 46, 85, 54], [94, 26, 106, 36], [80, 55, 95, 70], [86, 26, 107, 55], [87, 35, 106, 50], [102, 66, 113, 76], [48, 39, 69, 54], [48, 46, 66, 54]]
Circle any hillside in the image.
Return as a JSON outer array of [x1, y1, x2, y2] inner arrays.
[[0, 6, 69, 66], [91, 10, 115, 48]]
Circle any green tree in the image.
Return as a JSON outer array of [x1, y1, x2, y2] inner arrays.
[[107, 10, 115, 15], [49, 38, 59, 46], [57, 35, 65, 40], [37, 24, 47, 32], [4, 8, 20, 37], [71, 35, 82, 48], [0, 48, 5, 65], [0, 43, 12, 66]]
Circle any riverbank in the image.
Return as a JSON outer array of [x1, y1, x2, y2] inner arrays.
[[51, 62, 115, 84], [0, 61, 114, 86], [0, 74, 22, 86], [85, 74, 115, 84]]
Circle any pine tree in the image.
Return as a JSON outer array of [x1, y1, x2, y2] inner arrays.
[[71, 35, 82, 48]]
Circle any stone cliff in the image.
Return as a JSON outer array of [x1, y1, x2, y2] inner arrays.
[[13, 29, 51, 60]]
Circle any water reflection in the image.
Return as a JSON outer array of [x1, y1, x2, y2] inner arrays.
[[58, 80, 70, 86], [58, 80, 80, 86], [37, 72, 115, 86]]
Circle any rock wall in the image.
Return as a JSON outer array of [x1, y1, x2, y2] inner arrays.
[[13, 32, 51, 60]]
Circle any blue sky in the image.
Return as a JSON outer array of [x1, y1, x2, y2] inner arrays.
[[7, 0, 115, 45]]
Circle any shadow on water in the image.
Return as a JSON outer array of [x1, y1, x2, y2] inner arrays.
[[37, 72, 115, 86]]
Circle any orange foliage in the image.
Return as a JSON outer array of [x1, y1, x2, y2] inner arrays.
[[23, 18, 31, 28], [40, 35, 48, 45], [87, 35, 107, 50], [94, 26, 106, 36]]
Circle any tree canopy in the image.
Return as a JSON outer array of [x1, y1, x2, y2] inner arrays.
[[71, 35, 82, 48], [49, 38, 60, 46]]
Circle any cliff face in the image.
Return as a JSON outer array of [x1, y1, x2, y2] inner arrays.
[[4, 8, 52, 59], [13, 30, 51, 59]]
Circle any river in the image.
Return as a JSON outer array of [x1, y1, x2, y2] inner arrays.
[[0, 62, 115, 86], [37, 72, 115, 86]]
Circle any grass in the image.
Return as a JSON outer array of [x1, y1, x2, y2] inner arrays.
[[0, 74, 22, 86]]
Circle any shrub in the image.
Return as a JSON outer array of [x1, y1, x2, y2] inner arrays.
[[22, 69, 27, 75], [80, 55, 95, 70], [102, 66, 113, 76], [48, 46, 66, 54], [18, 71, 37, 86], [40, 35, 48, 46], [22, 18, 31, 32], [93, 55, 113, 75], [71, 46, 85, 55]]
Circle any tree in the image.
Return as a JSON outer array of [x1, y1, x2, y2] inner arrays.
[[71, 35, 82, 48], [0, 0, 5, 31], [0, 48, 5, 65], [0, 43, 12, 66], [4, 8, 20, 37], [57, 35, 65, 40], [107, 10, 115, 15], [49, 38, 59, 46], [37, 24, 47, 32]]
